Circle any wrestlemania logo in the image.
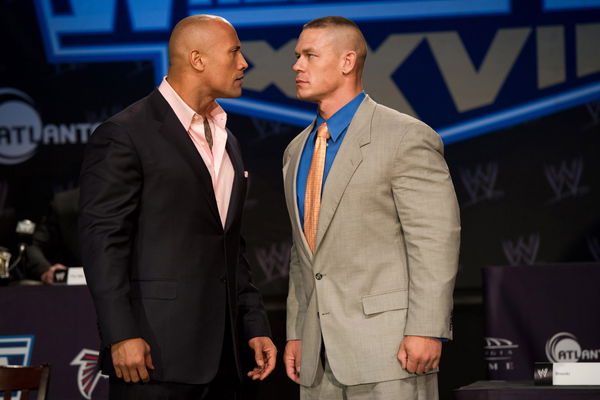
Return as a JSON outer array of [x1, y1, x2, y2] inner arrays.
[[33, 0, 600, 144]]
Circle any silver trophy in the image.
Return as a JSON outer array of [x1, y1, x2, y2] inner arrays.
[[0, 247, 11, 279], [0, 219, 36, 279]]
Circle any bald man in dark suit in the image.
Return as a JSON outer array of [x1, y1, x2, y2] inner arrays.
[[79, 15, 276, 399]]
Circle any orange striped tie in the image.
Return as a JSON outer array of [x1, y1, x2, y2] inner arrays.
[[304, 122, 330, 253]]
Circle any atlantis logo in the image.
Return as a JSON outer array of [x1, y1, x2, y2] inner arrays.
[[32, 0, 600, 143], [545, 332, 600, 363], [0, 88, 100, 165], [484, 337, 518, 372]]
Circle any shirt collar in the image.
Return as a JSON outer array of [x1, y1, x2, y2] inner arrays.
[[315, 92, 366, 142], [158, 76, 227, 131]]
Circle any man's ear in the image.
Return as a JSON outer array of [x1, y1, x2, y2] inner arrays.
[[190, 50, 206, 72], [341, 51, 357, 75]]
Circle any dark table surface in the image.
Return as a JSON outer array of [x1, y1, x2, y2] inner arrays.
[[454, 380, 600, 400]]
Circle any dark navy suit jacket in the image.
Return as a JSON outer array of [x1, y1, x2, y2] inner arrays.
[[79, 89, 271, 384]]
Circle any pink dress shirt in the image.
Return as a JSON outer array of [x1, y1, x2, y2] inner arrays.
[[158, 77, 234, 227]]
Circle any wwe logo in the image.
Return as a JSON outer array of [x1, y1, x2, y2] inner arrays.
[[538, 368, 549, 378], [544, 158, 588, 203], [459, 163, 503, 206], [254, 242, 291, 284], [70, 349, 107, 400], [588, 237, 600, 261], [251, 118, 292, 141], [502, 234, 540, 265], [585, 101, 600, 128]]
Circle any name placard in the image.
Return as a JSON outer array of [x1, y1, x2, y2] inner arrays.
[[535, 362, 600, 385], [67, 267, 87, 286]]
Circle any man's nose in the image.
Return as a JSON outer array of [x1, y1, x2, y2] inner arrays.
[[240, 53, 248, 70], [292, 58, 302, 72]]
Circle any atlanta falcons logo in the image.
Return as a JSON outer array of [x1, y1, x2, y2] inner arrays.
[[70, 349, 108, 399]]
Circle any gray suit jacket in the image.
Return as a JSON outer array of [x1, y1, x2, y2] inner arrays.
[[283, 95, 460, 386]]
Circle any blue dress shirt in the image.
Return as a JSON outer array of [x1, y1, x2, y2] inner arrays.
[[297, 92, 366, 227]]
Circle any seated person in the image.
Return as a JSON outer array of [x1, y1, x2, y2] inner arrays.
[[25, 188, 80, 284]]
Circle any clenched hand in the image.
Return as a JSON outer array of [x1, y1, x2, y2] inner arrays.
[[111, 337, 154, 383], [397, 335, 441, 375]]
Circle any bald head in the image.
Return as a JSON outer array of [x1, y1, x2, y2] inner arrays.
[[302, 16, 367, 75], [168, 14, 232, 70], [165, 14, 247, 110]]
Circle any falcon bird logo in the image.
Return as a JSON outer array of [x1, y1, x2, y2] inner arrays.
[[70, 349, 107, 399]]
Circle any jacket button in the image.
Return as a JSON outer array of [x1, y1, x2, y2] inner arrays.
[[220, 276, 227, 284], [315, 273, 322, 280]]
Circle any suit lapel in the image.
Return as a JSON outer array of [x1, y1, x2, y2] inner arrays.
[[314, 97, 376, 252], [285, 122, 315, 258], [224, 130, 244, 231], [150, 90, 221, 225]]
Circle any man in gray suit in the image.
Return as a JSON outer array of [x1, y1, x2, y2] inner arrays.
[[282, 16, 460, 399]]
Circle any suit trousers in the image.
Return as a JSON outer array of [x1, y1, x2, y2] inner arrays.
[[300, 350, 438, 400], [109, 314, 241, 400]]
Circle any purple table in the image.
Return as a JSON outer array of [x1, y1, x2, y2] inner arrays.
[[483, 263, 600, 380], [0, 285, 108, 399]]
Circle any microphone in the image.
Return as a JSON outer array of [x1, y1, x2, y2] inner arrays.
[[7, 219, 36, 275]]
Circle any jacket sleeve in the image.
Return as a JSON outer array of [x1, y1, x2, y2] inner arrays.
[[282, 146, 307, 340], [286, 242, 305, 340], [236, 235, 272, 341], [79, 121, 143, 348], [391, 122, 460, 340], [25, 207, 57, 279]]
